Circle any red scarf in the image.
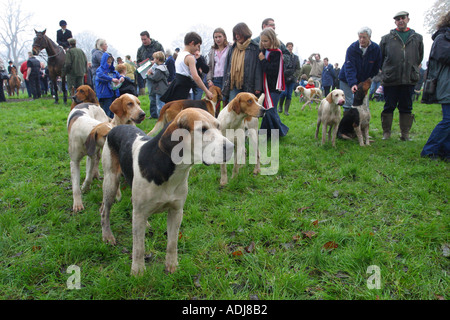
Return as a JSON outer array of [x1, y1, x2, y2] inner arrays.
[[263, 49, 285, 109]]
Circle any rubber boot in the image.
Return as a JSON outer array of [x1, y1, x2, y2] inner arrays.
[[278, 96, 285, 113], [399, 113, 415, 141], [284, 99, 291, 116], [381, 112, 393, 140]]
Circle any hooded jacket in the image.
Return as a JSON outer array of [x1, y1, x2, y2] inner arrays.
[[95, 52, 122, 99], [147, 64, 169, 95], [136, 39, 164, 64], [339, 40, 382, 87], [379, 28, 424, 86]]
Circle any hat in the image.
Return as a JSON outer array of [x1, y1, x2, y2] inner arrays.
[[68, 38, 76, 45], [59, 20, 67, 26], [393, 11, 409, 19]]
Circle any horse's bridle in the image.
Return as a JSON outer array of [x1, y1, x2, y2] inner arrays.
[[33, 35, 64, 59]]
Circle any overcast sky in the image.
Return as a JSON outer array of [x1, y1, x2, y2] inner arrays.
[[12, 0, 435, 66]]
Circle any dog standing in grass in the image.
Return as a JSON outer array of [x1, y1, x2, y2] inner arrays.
[[315, 89, 346, 147]]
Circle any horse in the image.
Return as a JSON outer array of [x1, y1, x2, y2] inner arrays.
[[32, 29, 67, 104], [8, 67, 21, 97]]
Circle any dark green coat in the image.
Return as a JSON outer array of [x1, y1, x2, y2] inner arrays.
[[379, 29, 424, 87], [63, 47, 87, 77]]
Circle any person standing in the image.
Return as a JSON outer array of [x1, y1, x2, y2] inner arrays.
[[136, 31, 164, 118], [222, 22, 262, 103], [0, 57, 6, 102], [321, 58, 335, 97], [62, 38, 87, 95], [26, 51, 42, 99], [308, 53, 324, 82], [339, 27, 382, 112], [379, 11, 424, 141], [279, 42, 300, 116], [421, 12, 450, 161], [258, 28, 289, 138], [207, 28, 231, 91], [90, 39, 108, 89], [56, 20, 73, 50]]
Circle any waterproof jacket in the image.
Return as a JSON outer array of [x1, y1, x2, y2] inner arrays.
[[339, 40, 382, 87], [222, 40, 263, 100], [321, 64, 335, 87], [95, 52, 122, 99], [136, 39, 164, 64], [62, 47, 87, 77], [147, 64, 169, 95], [422, 27, 450, 104], [380, 28, 424, 86]]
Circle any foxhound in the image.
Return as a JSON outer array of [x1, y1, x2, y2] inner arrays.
[[100, 108, 234, 275], [315, 89, 345, 147], [295, 86, 323, 111], [70, 85, 99, 110], [148, 85, 222, 136], [67, 94, 145, 213], [337, 79, 372, 146], [217, 92, 266, 186]]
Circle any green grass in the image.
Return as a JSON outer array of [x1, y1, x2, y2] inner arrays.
[[0, 92, 448, 300]]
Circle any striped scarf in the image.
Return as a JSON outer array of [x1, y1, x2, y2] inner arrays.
[[263, 48, 285, 109]]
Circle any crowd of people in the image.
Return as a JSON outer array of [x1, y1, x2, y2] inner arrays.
[[0, 12, 449, 160]]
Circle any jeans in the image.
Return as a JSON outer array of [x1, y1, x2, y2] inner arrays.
[[212, 77, 223, 89], [99, 97, 114, 118], [340, 80, 353, 110], [146, 80, 158, 118], [280, 81, 296, 101], [383, 85, 415, 114], [155, 94, 165, 117], [421, 103, 450, 160]]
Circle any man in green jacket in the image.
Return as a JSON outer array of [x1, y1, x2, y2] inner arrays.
[[379, 11, 424, 141], [63, 38, 88, 95]]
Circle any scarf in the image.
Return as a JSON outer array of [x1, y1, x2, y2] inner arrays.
[[263, 48, 285, 109], [230, 38, 251, 90]]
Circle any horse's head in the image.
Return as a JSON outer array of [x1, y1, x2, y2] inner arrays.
[[32, 29, 47, 55]]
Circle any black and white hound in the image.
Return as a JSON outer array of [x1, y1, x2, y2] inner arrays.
[[100, 108, 234, 275]]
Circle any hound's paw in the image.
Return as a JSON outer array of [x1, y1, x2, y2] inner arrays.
[[72, 203, 84, 213]]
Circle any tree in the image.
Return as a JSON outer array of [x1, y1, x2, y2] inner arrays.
[[171, 24, 215, 59], [424, 0, 450, 34], [74, 30, 120, 62], [0, 0, 33, 67]]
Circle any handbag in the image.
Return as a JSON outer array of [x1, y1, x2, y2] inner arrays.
[[423, 78, 437, 95]]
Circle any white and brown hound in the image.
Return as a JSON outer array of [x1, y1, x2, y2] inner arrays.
[[148, 85, 222, 136], [100, 108, 234, 275], [315, 89, 346, 147], [67, 94, 145, 213], [217, 92, 266, 186], [295, 86, 323, 111]]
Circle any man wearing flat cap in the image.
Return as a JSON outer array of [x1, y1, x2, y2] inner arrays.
[[57, 20, 73, 50], [62, 38, 87, 95], [379, 11, 423, 141]]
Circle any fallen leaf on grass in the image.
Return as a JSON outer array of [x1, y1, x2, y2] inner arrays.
[[245, 241, 255, 253], [323, 241, 338, 251], [302, 231, 317, 239], [232, 250, 243, 257]]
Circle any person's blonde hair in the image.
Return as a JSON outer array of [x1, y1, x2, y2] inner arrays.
[[116, 64, 127, 74], [259, 28, 280, 50], [152, 51, 165, 62]]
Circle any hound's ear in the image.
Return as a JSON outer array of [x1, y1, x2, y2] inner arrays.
[[88, 88, 98, 104], [230, 97, 241, 114], [158, 121, 183, 156], [326, 92, 333, 104], [109, 96, 124, 117]]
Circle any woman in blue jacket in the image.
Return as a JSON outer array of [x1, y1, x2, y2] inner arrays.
[[339, 27, 382, 111], [95, 52, 123, 118]]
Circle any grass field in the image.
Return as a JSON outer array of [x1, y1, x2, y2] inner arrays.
[[0, 91, 448, 301]]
